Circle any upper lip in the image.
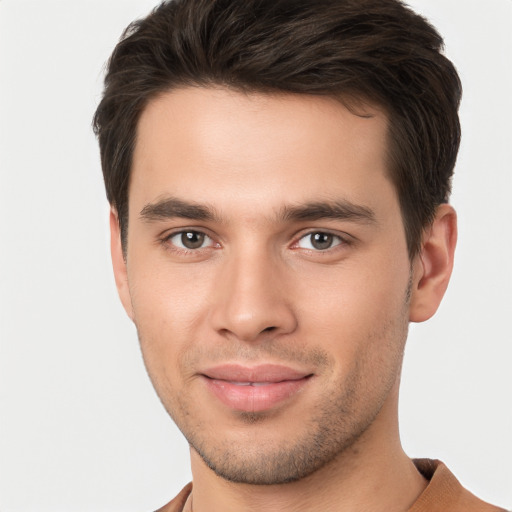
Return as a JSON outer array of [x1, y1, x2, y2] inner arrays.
[[202, 363, 312, 383]]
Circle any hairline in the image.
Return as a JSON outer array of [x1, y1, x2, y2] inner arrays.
[[117, 83, 426, 260]]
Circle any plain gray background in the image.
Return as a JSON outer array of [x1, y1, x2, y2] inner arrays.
[[0, 1, 511, 510]]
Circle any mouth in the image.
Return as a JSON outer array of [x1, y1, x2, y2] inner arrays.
[[201, 364, 314, 413]]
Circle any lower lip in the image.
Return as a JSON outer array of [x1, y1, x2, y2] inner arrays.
[[204, 377, 311, 412]]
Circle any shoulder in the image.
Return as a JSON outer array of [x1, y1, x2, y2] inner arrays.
[[411, 459, 507, 512]]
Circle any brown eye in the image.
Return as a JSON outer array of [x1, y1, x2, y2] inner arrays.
[[297, 232, 342, 251], [311, 233, 334, 250], [181, 231, 205, 249], [168, 231, 210, 250]]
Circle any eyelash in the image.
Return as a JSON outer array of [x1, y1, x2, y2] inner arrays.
[[293, 231, 349, 252], [160, 229, 351, 255], [160, 230, 218, 254]]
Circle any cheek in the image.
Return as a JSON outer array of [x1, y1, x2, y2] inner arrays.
[[127, 263, 215, 382], [129, 255, 213, 327], [300, 267, 409, 409], [295, 254, 410, 356]]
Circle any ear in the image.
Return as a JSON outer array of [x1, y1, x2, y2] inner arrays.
[[110, 208, 134, 320], [409, 204, 457, 323]]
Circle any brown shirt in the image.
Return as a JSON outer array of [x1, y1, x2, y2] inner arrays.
[[156, 459, 507, 512], [410, 459, 506, 512]]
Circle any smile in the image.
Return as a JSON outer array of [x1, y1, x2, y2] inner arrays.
[[229, 381, 276, 386], [201, 364, 313, 413]]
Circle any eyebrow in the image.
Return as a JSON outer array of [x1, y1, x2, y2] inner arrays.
[[139, 196, 376, 225], [281, 200, 376, 224], [140, 197, 219, 222]]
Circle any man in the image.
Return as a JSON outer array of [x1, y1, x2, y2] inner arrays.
[[93, 0, 507, 510]]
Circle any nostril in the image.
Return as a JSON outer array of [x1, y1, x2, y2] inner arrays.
[[262, 326, 277, 333]]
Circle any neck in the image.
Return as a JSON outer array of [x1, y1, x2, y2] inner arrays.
[[188, 386, 427, 512]]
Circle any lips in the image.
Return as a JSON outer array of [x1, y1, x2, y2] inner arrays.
[[201, 364, 312, 412]]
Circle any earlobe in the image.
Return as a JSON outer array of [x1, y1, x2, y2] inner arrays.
[[409, 204, 457, 323], [110, 208, 134, 320]]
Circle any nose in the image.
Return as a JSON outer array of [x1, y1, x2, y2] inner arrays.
[[209, 249, 298, 343]]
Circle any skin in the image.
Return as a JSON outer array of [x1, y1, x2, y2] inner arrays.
[[111, 87, 457, 512]]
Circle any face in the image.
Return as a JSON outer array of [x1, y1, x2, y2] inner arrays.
[[116, 87, 416, 485]]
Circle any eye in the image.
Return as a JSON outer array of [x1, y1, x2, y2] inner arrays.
[[167, 230, 213, 250], [296, 232, 343, 251]]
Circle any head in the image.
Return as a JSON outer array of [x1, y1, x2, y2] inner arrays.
[[94, 0, 460, 486], [94, 0, 461, 259]]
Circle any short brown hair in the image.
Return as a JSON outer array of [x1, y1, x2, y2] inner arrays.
[[93, 0, 462, 257]]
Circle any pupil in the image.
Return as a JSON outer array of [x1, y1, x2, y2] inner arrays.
[[182, 231, 205, 249], [312, 233, 333, 250]]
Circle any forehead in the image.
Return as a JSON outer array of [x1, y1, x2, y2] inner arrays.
[[131, 87, 393, 217]]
